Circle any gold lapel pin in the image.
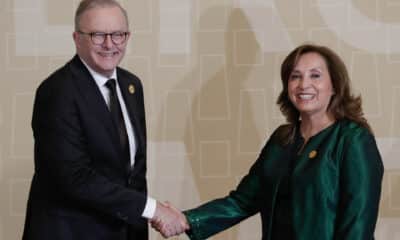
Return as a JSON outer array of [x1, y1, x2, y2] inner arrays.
[[128, 84, 135, 94], [309, 150, 317, 159]]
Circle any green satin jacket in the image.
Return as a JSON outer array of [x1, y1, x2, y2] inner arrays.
[[184, 119, 384, 240]]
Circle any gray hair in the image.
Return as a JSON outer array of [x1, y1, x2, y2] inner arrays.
[[74, 0, 129, 31]]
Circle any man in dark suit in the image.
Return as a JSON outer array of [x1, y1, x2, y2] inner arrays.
[[22, 0, 188, 239]]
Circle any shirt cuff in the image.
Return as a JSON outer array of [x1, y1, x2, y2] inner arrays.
[[141, 196, 156, 219]]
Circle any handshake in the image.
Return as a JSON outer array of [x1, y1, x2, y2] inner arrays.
[[150, 201, 190, 238]]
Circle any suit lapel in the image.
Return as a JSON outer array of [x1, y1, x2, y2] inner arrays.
[[117, 74, 145, 152], [68, 56, 121, 152]]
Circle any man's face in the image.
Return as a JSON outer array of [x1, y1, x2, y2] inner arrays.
[[73, 6, 130, 77]]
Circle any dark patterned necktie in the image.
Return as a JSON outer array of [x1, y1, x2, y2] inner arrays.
[[106, 79, 129, 157]]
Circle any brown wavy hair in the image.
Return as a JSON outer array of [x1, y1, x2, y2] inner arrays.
[[276, 44, 372, 144]]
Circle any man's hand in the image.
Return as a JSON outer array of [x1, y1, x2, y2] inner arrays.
[[150, 201, 189, 238]]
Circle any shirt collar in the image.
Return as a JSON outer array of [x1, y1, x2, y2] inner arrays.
[[79, 57, 117, 88]]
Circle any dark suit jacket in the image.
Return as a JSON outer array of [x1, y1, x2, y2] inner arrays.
[[185, 119, 384, 240], [23, 55, 149, 240]]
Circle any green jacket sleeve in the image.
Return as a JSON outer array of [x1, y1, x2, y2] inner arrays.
[[334, 129, 384, 239], [184, 145, 267, 240]]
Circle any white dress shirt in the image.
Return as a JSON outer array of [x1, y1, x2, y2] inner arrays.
[[80, 58, 156, 219]]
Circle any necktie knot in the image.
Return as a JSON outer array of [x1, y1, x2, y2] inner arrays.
[[106, 78, 117, 94], [106, 79, 118, 112]]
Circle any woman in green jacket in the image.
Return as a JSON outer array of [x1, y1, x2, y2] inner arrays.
[[159, 44, 384, 240]]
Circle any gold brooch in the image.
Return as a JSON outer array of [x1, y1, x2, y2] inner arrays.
[[128, 84, 135, 94], [308, 150, 317, 159]]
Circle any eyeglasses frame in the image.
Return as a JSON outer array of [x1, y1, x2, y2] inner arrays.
[[77, 30, 130, 45]]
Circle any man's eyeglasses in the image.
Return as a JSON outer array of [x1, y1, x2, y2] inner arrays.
[[77, 31, 129, 45]]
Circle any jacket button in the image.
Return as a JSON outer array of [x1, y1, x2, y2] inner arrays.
[[116, 212, 128, 221], [128, 177, 132, 185]]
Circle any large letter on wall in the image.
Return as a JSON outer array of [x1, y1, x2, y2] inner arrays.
[[318, 0, 400, 54]]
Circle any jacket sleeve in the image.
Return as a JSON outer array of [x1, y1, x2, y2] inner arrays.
[[334, 128, 384, 239], [183, 143, 269, 240], [32, 77, 147, 224]]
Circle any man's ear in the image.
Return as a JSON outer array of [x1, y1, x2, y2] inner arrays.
[[72, 31, 80, 48]]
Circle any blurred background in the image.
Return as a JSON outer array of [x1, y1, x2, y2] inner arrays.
[[1, 0, 400, 239]]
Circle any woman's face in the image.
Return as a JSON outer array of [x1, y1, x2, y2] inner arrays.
[[287, 52, 334, 119]]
